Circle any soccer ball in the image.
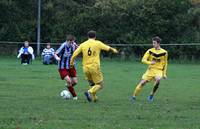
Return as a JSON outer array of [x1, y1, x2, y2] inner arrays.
[[60, 90, 72, 99]]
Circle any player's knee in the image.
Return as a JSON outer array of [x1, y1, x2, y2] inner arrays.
[[72, 82, 77, 87], [140, 82, 145, 86], [155, 76, 161, 81], [65, 76, 71, 85], [155, 79, 160, 85], [97, 81, 103, 89], [88, 80, 95, 86], [97, 84, 103, 89], [66, 82, 71, 87], [72, 77, 78, 86], [140, 80, 147, 86], [64, 75, 70, 81], [90, 83, 95, 86]]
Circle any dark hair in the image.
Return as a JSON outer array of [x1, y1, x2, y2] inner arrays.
[[87, 30, 96, 38], [67, 34, 75, 41], [152, 36, 161, 43]]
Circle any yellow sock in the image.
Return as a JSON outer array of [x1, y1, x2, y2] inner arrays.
[[93, 94, 98, 102], [88, 84, 101, 94], [133, 84, 142, 96], [88, 85, 101, 101]]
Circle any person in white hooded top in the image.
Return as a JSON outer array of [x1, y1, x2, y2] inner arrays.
[[17, 41, 35, 65]]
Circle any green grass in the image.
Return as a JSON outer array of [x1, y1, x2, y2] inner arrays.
[[0, 57, 200, 129]]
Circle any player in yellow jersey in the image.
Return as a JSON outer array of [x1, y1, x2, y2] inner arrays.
[[131, 36, 168, 102], [70, 30, 118, 102]]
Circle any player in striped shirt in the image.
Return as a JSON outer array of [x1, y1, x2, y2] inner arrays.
[[54, 35, 78, 100], [41, 43, 55, 65]]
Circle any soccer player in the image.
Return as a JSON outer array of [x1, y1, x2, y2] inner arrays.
[[54, 35, 78, 100], [41, 43, 55, 65], [17, 41, 35, 65], [131, 36, 168, 102], [70, 30, 118, 102]]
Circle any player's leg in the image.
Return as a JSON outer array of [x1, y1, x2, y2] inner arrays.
[[70, 67, 78, 86], [83, 66, 93, 102], [148, 76, 161, 102], [88, 81, 103, 94], [84, 80, 97, 102], [64, 75, 77, 99], [131, 79, 147, 101], [87, 66, 103, 102], [131, 69, 153, 102], [88, 81, 103, 102], [59, 69, 77, 99], [69, 67, 78, 100], [88, 80, 95, 87], [152, 77, 161, 95], [84, 66, 102, 102], [71, 77, 78, 87], [71, 77, 78, 100]]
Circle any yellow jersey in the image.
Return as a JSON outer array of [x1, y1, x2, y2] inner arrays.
[[142, 47, 168, 76], [70, 39, 110, 67]]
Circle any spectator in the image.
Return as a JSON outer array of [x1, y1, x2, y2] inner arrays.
[[17, 41, 35, 65], [41, 43, 55, 65]]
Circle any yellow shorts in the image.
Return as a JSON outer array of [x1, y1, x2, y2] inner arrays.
[[83, 65, 103, 84], [142, 68, 163, 81]]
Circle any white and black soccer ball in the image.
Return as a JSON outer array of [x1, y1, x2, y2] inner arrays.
[[60, 90, 72, 99]]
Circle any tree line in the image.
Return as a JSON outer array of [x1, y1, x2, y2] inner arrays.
[[0, 0, 199, 44]]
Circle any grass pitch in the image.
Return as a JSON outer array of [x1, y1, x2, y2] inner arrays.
[[0, 57, 200, 129]]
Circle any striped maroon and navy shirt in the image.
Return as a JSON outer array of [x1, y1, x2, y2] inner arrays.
[[56, 41, 78, 69]]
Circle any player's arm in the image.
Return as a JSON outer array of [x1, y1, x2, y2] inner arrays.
[[99, 41, 118, 53], [70, 46, 82, 67], [142, 50, 154, 65], [163, 52, 168, 78], [54, 50, 61, 61], [109, 47, 118, 53], [54, 52, 60, 61], [54, 43, 65, 61]]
